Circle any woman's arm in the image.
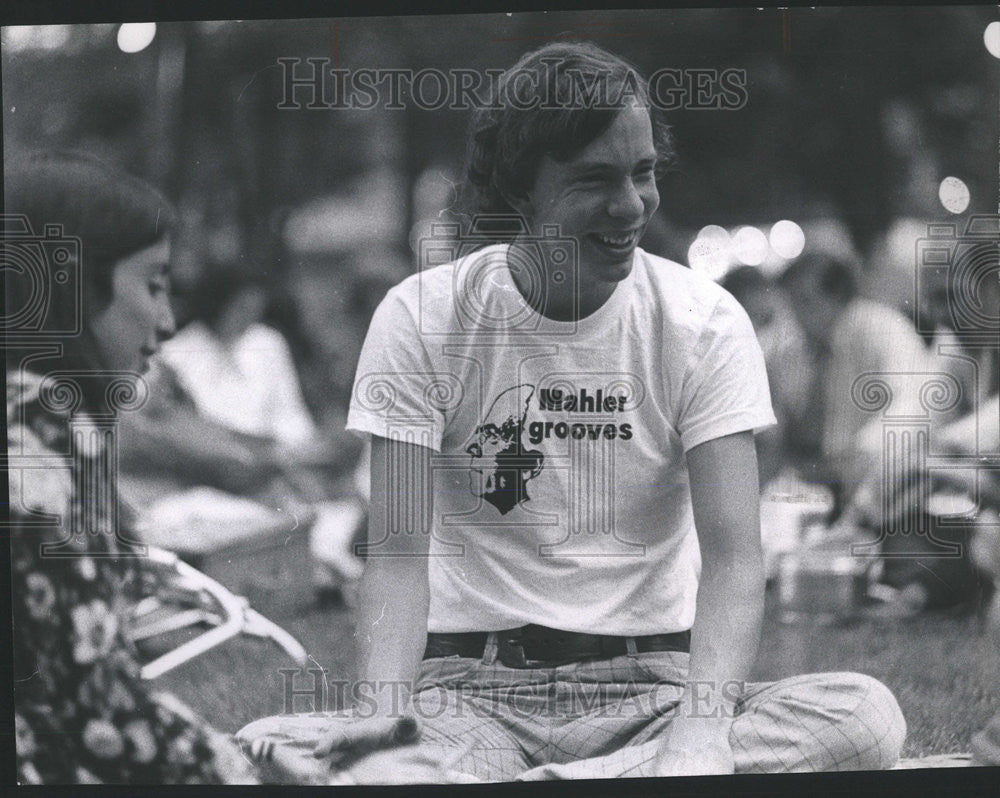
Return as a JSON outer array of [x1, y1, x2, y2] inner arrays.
[[118, 397, 283, 495]]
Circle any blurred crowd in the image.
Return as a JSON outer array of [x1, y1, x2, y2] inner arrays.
[[115, 241, 413, 604], [717, 217, 999, 620], [106, 201, 999, 625]]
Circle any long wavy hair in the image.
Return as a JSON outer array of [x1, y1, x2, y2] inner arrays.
[[3, 151, 176, 409]]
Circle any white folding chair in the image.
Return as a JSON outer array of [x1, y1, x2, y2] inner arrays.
[[128, 545, 308, 680]]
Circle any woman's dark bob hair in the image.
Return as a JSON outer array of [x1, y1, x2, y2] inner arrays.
[[3, 151, 175, 388], [465, 41, 676, 221]]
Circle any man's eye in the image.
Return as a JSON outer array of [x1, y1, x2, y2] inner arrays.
[[148, 280, 166, 295]]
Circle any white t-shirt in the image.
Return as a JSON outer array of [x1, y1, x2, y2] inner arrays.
[[160, 321, 316, 449], [347, 245, 775, 635]]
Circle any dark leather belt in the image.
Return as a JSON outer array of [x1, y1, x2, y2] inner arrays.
[[424, 624, 691, 668]]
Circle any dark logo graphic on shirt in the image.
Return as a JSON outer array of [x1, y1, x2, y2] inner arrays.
[[466, 384, 544, 515], [467, 383, 635, 515]]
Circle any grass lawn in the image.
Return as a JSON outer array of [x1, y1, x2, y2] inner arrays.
[[151, 585, 999, 759]]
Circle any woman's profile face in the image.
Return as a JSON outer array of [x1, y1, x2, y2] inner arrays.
[[88, 238, 175, 373]]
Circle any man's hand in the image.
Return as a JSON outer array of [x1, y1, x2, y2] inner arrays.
[[313, 714, 421, 770], [653, 715, 735, 777]]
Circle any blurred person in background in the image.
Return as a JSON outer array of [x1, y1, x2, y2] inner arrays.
[[5, 151, 282, 784], [161, 269, 318, 452], [778, 250, 936, 507], [720, 265, 814, 487], [720, 265, 821, 579], [849, 242, 999, 617], [867, 218, 982, 418], [119, 267, 367, 597], [782, 245, 994, 617]]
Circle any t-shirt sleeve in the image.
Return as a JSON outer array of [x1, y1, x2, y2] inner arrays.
[[676, 290, 777, 452], [346, 288, 448, 452]]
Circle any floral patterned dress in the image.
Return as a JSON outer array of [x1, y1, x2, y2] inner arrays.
[[8, 370, 257, 784]]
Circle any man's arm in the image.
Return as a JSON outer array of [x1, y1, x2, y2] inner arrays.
[[314, 434, 432, 760], [354, 435, 432, 691], [655, 429, 765, 776]]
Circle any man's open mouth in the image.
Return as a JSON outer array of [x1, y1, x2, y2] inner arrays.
[[590, 230, 640, 253]]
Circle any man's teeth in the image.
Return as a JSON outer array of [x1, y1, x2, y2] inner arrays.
[[596, 232, 635, 247]]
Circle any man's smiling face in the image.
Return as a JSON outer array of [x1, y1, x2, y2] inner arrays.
[[516, 104, 661, 288]]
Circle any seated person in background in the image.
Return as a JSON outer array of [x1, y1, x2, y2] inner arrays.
[[120, 357, 295, 499], [720, 266, 814, 487], [783, 251, 993, 615], [720, 266, 823, 578], [161, 270, 320, 454], [779, 252, 940, 508], [119, 269, 366, 592]]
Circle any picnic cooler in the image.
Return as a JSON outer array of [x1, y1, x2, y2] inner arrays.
[[777, 548, 871, 622]]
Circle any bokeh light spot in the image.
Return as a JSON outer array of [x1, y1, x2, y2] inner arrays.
[[769, 220, 806, 260], [117, 23, 156, 54], [939, 176, 970, 215], [732, 226, 769, 266], [985, 21, 1000, 59]]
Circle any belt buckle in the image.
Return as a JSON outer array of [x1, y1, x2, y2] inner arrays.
[[497, 635, 547, 669]]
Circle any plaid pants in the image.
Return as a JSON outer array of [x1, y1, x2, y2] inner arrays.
[[237, 644, 905, 783]]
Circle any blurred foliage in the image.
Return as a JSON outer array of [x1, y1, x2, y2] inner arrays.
[[4, 9, 996, 417], [4, 9, 996, 260]]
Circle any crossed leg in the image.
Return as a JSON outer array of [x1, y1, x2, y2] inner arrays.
[[237, 665, 905, 783], [517, 670, 906, 779]]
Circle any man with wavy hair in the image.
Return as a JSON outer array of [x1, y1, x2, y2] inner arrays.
[[238, 41, 906, 782]]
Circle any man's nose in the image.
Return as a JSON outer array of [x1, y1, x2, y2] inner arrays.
[[606, 177, 646, 221]]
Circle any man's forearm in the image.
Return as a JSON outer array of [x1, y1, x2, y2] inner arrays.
[[351, 437, 434, 718], [685, 550, 765, 718], [682, 431, 766, 722], [354, 560, 429, 703]]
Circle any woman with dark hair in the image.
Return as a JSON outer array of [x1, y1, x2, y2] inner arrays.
[[4, 153, 290, 784]]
